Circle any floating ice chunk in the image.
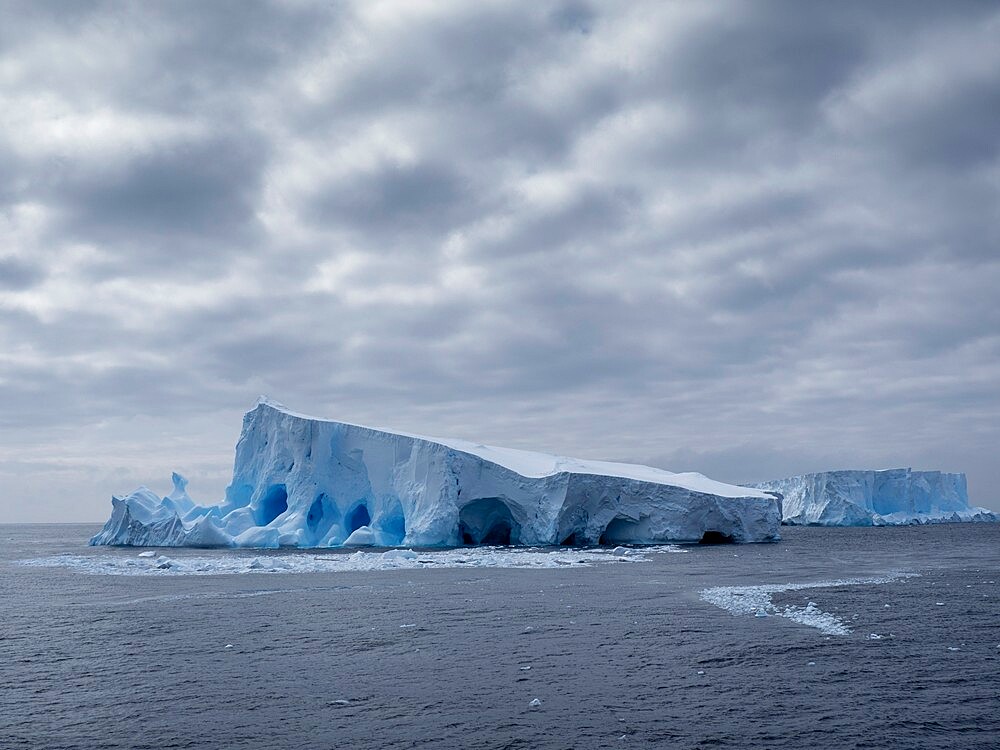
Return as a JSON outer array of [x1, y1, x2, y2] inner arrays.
[[333, 699, 350, 706], [224, 644, 234, 649], [611, 547, 628, 556], [867, 633, 884, 640], [137, 551, 156, 558], [399, 623, 416, 629], [696, 670, 705, 675], [700, 574, 916, 635], [935, 602, 945, 606], [529, 698, 541, 708], [755, 609, 769, 618], [807, 661, 816, 666], [21, 544, 673, 577], [947, 647, 960, 651], [519, 666, 531, 671], [382, 549, 418, 561], [343, 526, 376, 547]]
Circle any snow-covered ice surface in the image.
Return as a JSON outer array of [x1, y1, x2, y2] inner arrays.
[[700, 573, 919, 635], [22, 544, 682, 576], [90, 397, 781, 549], [750, 469, 998, 526]]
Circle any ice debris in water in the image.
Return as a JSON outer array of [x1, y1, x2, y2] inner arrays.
[[137, 550, 156, 558], [382, 549, 418, 561], [529, 698, 542, 708], [700, 573, 918, 636], [19, 545, 680, 577]]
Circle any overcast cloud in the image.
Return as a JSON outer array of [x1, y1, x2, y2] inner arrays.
[[1, 0, 998, 522]]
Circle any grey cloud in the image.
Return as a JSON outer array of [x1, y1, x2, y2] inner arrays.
[[477, 187, 639, 260], [305, 161, 475, 237], [1, 1, 999, 521], [51, 134, 268, 258], [650, 6, 863, 124], [0, 258, 45, 290]]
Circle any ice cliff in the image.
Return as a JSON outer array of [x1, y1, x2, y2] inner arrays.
[[91, 398, 782, 548], [751, 469, 998, 526]]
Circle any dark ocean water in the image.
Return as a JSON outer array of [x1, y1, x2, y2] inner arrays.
[[1, 523, 998, 750]]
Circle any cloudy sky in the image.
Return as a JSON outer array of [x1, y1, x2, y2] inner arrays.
[[1, 0, 998, 522]]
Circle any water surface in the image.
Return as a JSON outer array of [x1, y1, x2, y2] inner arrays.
[[2, 523, 998, 749]]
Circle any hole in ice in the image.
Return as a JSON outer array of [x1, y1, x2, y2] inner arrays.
[[255, 485, 288, 526], [306, 493, 338, 542], [699, 531, 735, 544], [598, 516, 639, 545], [306, 497, 324, 532], [458, 498, 520, 546], [346, 503, 372, 534], [560, 533, 580, 547]]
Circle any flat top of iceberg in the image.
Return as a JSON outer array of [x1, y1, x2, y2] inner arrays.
[[256, 397, 769, 499]]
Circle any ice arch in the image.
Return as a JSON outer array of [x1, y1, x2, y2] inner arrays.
[[699, 530, 735, 544], [459, 498, 520, 546], [346, 503, 372, 534], [305, 493, 338, 544], [599, 515, 643, 545], [255, 485, 288, 526]]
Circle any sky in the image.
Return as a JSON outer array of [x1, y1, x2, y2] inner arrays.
[[1, 0, 998, 522]]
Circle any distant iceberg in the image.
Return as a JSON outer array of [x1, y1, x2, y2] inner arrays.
[[91, 398, 782, 548], [750, 469, 998, 526]]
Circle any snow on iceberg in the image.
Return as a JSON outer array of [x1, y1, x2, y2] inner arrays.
[[91, 398, 782, 548], [750, 469, 998, 526]]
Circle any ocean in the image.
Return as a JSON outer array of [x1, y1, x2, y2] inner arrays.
[[2, 523, 998, 749]]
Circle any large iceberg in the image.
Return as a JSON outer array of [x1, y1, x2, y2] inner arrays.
[[751, 469, 998, 526], [91, 398, 782, 548]]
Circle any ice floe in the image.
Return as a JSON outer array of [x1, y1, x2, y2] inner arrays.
[[699, 573, 918, 636], [19, 544, 684, 577]]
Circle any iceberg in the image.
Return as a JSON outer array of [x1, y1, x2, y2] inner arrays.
[[91, 398, 781, 548], [750, 469, 998, 526]]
